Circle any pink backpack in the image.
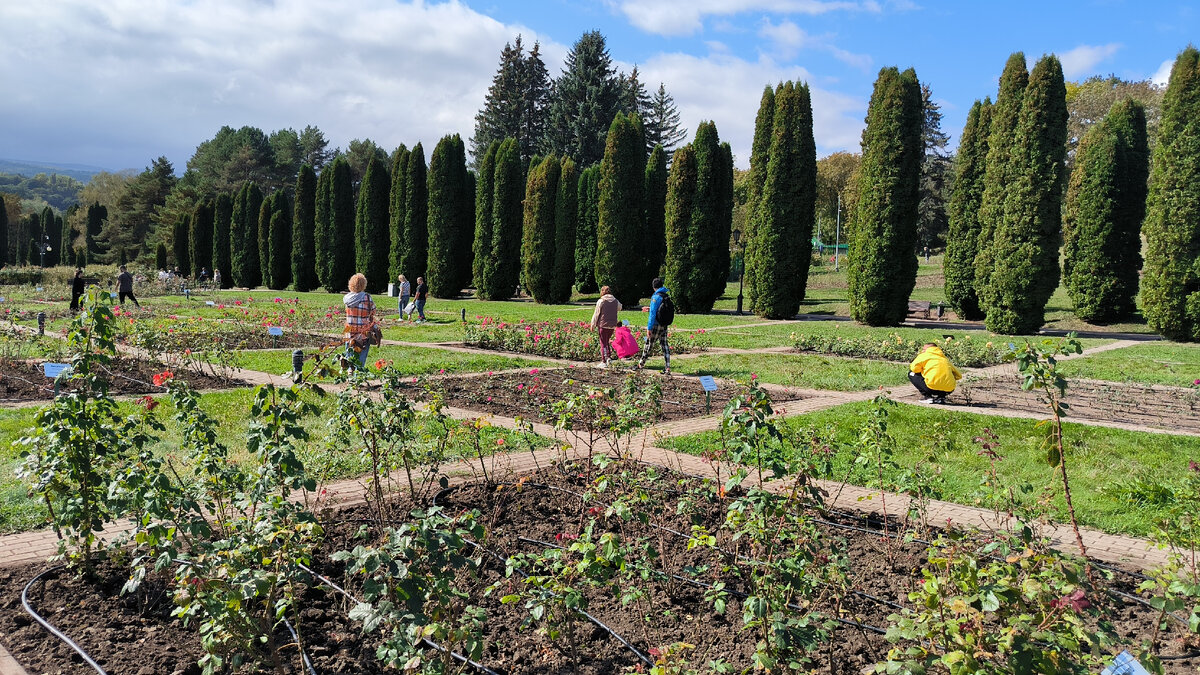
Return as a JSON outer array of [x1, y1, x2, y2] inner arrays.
[[612, 325, 639, 359]]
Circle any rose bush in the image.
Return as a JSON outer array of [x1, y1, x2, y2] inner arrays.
[[463, 317, 711, 361], [790, 331, 1014, 367]]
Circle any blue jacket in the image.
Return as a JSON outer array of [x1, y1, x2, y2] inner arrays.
[[646, 287, 670, 330]]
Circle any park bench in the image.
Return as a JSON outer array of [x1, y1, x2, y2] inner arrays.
[[907, 300, 932, 319], [80, 276, 101, 287]]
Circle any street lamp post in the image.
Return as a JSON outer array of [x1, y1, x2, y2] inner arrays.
[[732, 229, 745, 315], [37, 235, 52, 268]]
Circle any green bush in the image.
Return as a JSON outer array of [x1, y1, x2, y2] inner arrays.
[[522, 156, 561, 303], [595, 112, 646, 307], [791, 331, 1013, 367], [943, 98, 991, 320]]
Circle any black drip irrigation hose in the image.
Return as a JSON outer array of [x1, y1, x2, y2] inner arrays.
[[21, 565, 108, 675], [281, 617, 319, 675]]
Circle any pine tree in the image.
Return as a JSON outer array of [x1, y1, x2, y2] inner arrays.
[[327, 157, 357, 291], [522, 156, 561, 303], [1142, 47, 1200, 340], [473, 140, 499, 289], [388, 145, 409, 286], [744, 85, 775, 312], [663, 145, 697, 314], [547, 31, 623, 168], [748, 82, 817, 319], [848, 67, 923, 326], [213, 192, 234, 288], [268, 196, 292, 291], [156, 242, 167, 272], [575, 165, 600, 294], [189, 200, 214, 276], [173, 214, 191, 277], [943, 99, 992, 320], [480, 138, 522, 300], [595, 112, 646, 307], [398, 145, 428, 284], [983, 55, 1068, 334], [642, 144, 668, 290], [472, 36, 551, 164], [644, 84, 688, 154], [1063, 98, 1148, 323], [551, 157, 578, 303], [354, 155, 390, 293], [292, 165, 319, 292], [315, 167, 333, 290], [975, 53, 1028, 316], [427, 134, 471, 298]]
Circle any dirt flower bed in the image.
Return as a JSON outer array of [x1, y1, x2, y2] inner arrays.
[[120, 315, 337, 352], [0, 356, 244, 402]]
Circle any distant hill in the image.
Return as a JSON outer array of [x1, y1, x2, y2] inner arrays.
[[0, 158, 110, 184]]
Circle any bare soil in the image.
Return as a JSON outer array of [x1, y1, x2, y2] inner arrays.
[[0, 356, 245, 402]]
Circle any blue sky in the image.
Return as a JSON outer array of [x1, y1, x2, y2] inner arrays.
[[0, 0, 1192, 175]]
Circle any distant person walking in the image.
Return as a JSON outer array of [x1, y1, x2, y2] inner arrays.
[[213, 268, 222, 288], [637, 278, 674, 375], [115, 265, 140, 307], [908, 342, 962, 404], [343, 273, 377, 368], [69, 268, 85, 311], [590, 285, 622, 367], [412, 276, 428, 323], [397, 274, 411, 321]]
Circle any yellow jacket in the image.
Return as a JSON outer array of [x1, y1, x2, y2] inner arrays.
[[910, 345, 962, 392]]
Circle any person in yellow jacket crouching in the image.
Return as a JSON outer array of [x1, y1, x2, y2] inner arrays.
[[909, 343, 962, 404]]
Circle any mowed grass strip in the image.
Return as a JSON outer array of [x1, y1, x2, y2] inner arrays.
[[660, 399, 1200, 538], [230, 344, 549, 378], [640, 352, 910, 391], [1057, 342, 1200, 388]]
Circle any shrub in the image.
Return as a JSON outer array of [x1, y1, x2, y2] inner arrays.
[[464, 317, 711, 361], [790, 330, 1013, 367]]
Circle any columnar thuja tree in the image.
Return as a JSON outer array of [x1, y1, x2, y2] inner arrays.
[[268, 192, 293, 291], [427, 134, 471, 298], [314, 167, 333, 290], [551, 157, 579, 303], [356, 155, 390, 293], [642, 144, 668, 289], [231, 181, 263, 288], [848, 67, 923, 326], [975, 54, 1028, 317], [743, 85, 776, 312], [327, 156, 357, 291], [595, 112, 646, 306], [257, 194, 274, 287], [1063, 98, 1149, 323], [574, 165, 600, 293], [472, 141, 499, 290], [291, 165, 319, 292], [943, 98, 992, 320], [1142, 46, 1200, 341], [747, 81, 817, 319], [398, 144, 428, 284], [522, 155, 562, 303], [662, 144, 696, 310], [981, 55, 1068, 334], [172, 214, 191, 277], [189, 200, 214, 276], [477, 139, 521, 299], [0, 195, 7, 266], [388, 145, 409, 286], [213, 193, 233, 288]]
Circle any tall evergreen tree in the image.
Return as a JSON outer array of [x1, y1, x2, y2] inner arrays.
[[472, 140, 499, 289], [213, 193, 234, 288], [388, 145, 410, 286], [398, 145, 428, 284], [268, 198, 293, 291], [744, 85, 775, 312], [666, 121, 734, 313], [848, 67, 923, 326], [230, 181, 260, 287], [642, 145, 668, 290], [1063, 98, 1149, 323], [85, 202, 105, 259], [547, 31, 623, 168], [354, 156, 390, 293], [595, 112, 646, 306], [0, 195, 7, 266], [60, 212, 74, 267], [156, 242, 168, 271], [472, 36, 551, 164], [172, 214, 191, 277], [244, 183, 264, 287], [575, 165, 601, 294], [551, 157, 578, 303], [315, 167, 334, 290], [975, 53, 1028, 315], [644, 84, 688, 154], [189, 200, 214, 276], [458, 166, 477, 293], [747, 82, 817, 319], [427, 135, 471, 298], [258, 192, 274, 288], [917, 84, 952, 251], [1141, 47, 1200, 340], [943, 99, 992, 320], [983, 55, 1068, 334], [292, 165, 319, 292], [326, 157, 356, 291], [40, 207, 59, 267], [480, 139, 522, 300], [522, 156, 561, 303], [663, 145, 697, 314]]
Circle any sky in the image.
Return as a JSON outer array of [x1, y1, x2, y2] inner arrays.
[[0, 0, 1193, 175]]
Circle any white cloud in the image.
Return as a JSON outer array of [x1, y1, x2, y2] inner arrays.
[[1057, 43, 1121, 79], [1152, 58, 1174, 86], [614, 0, 878, 37], [759, 19, 872, 71]]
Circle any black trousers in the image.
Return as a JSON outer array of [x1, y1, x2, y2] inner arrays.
[[119, 291, 140, 307], [909, 371, 951, 399]]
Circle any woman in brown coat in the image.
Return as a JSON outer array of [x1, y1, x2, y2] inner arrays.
[[589, 286, 622, 367]]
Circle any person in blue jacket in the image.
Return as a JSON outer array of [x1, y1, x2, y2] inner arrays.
[[637, 278, 672, 375]]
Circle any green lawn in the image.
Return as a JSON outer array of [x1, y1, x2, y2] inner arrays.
[[660, 399, 1200, 537], [1058, 342, 1200, 387], [232, 344, 549, 378], [642, 352, 909, 391]]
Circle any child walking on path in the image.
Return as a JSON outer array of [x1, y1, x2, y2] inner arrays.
[[589, 286, 622, 367], [637, 278, 673, 375], [908, 342, 962, 404]]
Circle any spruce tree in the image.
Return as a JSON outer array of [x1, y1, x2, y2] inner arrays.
[[663, 145, 697, 313], [595, 112, 646, 306], [848, 67, 923, 326], [983, 55, 1068, 334], [213, 193, 233, 288], [551, 157, 578, 303], [1063, 98, 1148, 323], [268, 200, 293, 291], [975, 53, 1028, 315], [388, 145, 409, 286], [292, 165, 319, 292], [522, 156, 561, 303], [327, 157, 356, 291], [547, 31, 623, 167], [189, 200, 214, 276], [156, 242, 167, 272], [575, 165, 600, 294], [643, 144, 668, 290], [744, 85, 775, 312], [473, 140, 499, 289], [172, 214, 191, 277], [1142, 47, 1200, 340], [398, 144, 428, 284], [748, 82, 817, 319], [644, 84, 688, 154], [315, 167, 334, 290], [355, 155, 390, 293], [427, 134, 471, 298], [943, 99, 992, 320], [480, 138, 522, 300], [472, 36, 551, 163]]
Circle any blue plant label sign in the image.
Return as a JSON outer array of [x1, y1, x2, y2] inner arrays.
[[205, 301, 216, 306], [43, 363, 72, 378], [0, 297, 6, 302], [268, 326, 284, 336], [1101, 651, 1151, 675], [36, 286, 44, 292], [110, 292, 119, 299], [698, 375, 718, 392]]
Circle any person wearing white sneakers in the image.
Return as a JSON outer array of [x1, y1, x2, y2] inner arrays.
[[590, 285, 622, 367]]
